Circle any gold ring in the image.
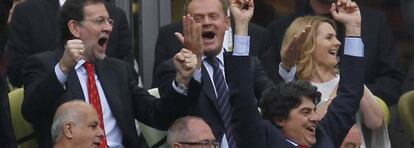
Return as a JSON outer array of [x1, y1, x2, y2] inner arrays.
[[79, 48, 84, 54]]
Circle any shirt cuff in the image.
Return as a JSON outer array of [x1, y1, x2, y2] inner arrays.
[[344, 37, 364, 57], [172, 81, 188, 95], [232, 35, 250, 56], [54, 64, 67, 87], [193, 68, 202, 83], [278, 63, 296, 82]]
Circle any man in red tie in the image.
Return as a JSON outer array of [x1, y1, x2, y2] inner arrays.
[[22, 0, 202, 147]]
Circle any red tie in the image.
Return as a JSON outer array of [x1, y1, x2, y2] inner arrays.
[[298, 145, 309, 148], [84, 62, 108, 148]]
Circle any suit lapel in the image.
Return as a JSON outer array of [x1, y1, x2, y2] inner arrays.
[[201, 64, 220, 109], [66, 65, 85, 100], [94, 59, 122, 121]]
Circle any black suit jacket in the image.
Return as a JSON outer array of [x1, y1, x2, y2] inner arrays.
[[232, 52, 366, 148], [153, 52, 272, 142], [7, 0, 133, 87], [22, 50, 200, 148], [0, 73, 17, 148], [152, 22, 273, 86], [265, 4, 404, 105]]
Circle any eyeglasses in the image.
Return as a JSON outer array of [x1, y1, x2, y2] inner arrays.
[[178, 140, 220, 148], [83, 17, 114, 26]]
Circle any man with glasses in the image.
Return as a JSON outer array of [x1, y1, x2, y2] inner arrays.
[[167, 116, 219, 148], [7, 0, 134, 88], [22, 0, 201, 147]]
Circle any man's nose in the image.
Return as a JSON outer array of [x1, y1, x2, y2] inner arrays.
[[102, 21, 113, 32], [201, 17, 212, 25], [309, 112, 321, 123], [97, 126, 104, 137]]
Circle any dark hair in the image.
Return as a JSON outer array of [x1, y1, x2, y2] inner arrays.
[[183, 0, 228, 15], [58, 0, 106, 46], [259, 80, 321, 126]]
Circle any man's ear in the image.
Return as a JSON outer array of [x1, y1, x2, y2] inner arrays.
[[63, 122, 74, 139], [68, 20, 81, 38], [274, 119, 286, 127]]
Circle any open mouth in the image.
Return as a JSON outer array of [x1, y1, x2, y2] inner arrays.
[[328, 49, 337, 56], [98, 37, 108, 47], [306, 126, 316, 133], [202, 31, 216, 39]]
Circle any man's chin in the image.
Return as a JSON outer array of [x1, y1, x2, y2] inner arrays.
[[203, 47, 222, 57]]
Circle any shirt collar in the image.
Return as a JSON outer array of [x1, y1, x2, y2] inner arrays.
[[202, 48, 225, 65], [74, 59, 86, 70], [59, 0, 66, 7], [285, 138, 299, 147]]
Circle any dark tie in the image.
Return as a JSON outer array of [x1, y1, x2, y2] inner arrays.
[[206, 57, 237, 148], [84, 62, 108, 148]]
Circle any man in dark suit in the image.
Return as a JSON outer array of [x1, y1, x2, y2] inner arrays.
[[152, 7, 273, 86], [232, 3, 366, 147], [0, 1, 17, 147], [154, 0, 272, 147], [265, 0, 404, 105], [7, 0, 133, 87], [22, 0, 201, 147]]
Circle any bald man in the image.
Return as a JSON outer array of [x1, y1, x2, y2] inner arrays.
[[51, 100, 104, 148], [167, 116, 218, 148]]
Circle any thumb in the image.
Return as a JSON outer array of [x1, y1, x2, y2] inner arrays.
[[330, 3, 339, 20], [175, 32, 185, 45]]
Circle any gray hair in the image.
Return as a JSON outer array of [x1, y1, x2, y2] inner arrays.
[[51, 100, 89, 144], [167, 116, 206, 146], [183, 0, 229, 15]]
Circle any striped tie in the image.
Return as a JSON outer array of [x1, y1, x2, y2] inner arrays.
[[206, 57, 237, 148]]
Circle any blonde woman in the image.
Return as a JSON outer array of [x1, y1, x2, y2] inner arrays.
[[279, 14, 391, 148]]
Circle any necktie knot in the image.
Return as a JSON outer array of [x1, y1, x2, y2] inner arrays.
[[83, 62, 94, 71], [206, 57, 220, 70]]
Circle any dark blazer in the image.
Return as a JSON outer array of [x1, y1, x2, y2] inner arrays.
[[153, 52, 272, 143], [0, 73, 17, 148], [21, 50, 200, 148], [152, 22, 273, 86], [232, 52, 366, 148], [265, 4, 404, 105], [7, 0, 133, 87]]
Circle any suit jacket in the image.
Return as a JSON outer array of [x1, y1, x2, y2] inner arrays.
[[7, 0, 133, 87], [153, 52, 272, 143], [21, 50, 200, 148], [232, 52, 366, 148], [0, 73, 17, 148], [151, 22, 273, 86], [265, 4, 404, 105]]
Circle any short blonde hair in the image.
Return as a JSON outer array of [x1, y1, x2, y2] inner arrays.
[[281, 15, 337, 80]]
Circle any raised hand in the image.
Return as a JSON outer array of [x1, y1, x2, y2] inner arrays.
[[174, 48, 198, 86], [280, 26, 311, 70], [230, 0, 254, 35], [175, 14, 203, 58], [59, 39, 85, 74], [330, 0, 361, 36]]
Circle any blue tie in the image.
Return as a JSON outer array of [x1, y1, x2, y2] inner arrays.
[[206, 57, 237, 148]]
